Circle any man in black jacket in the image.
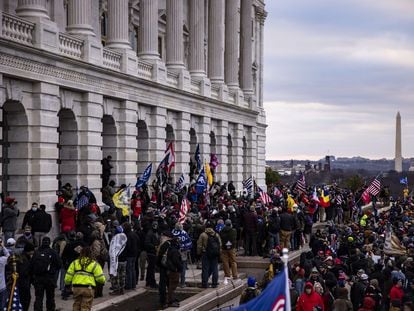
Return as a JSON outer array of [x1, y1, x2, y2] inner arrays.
[[145, 221, 160, 288], [21, 203, 52, 246], [122, 222, 139, 290], [279, 208, 296, 250], [30, 237, 62, 311]]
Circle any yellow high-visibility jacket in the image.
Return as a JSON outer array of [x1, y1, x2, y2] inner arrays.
[[64, 258, 106, 287]]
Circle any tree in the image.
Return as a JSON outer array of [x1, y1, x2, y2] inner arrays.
[[345, 175, 364, 192], [266, 167, 280, 187]]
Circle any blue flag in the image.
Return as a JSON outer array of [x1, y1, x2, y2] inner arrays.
[[195, 144, 201, 171], [195, 167, 207, 194], [233, 268, 291, 311], [400, 177, 408, 185], [135, 163, 152, 189]]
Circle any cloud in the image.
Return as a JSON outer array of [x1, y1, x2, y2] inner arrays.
[[263, 0, 414, 160]]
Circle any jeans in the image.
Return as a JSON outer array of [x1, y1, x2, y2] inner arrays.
[[34, 232, 47, 247], [268, 232, 280, 253], [0, 289, 7, 310], [244, 232, 257, 256], [125, 257, 137, 289], [146, 253, 157, 287], [33, 278, 55, 311], [139, 251, 147, 281], [201, 254, 218, 287], [180, 260, 187, 286], [159, 267, 168, 305]]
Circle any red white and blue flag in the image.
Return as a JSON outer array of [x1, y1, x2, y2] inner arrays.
[[258, 187, 273, 205], [179, 197, 190, 223], [234, 268, 291, 311], [295, 173, 306, 194], [273, 186, 282, 198], [165, 142, 175, 174]]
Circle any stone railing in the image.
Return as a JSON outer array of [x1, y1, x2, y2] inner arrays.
[[59, 33, 83, 59], [190, 78, 201, 94], [167, 71, 179, 88], [1, 12, 34, 46], [211, 85, 220, 100], [137, 60, 153, 80], [228, 90, 236, 105], [102, 48, 122, 71]]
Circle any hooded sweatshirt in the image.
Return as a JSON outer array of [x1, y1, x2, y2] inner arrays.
[[296, 282, 325, 311]]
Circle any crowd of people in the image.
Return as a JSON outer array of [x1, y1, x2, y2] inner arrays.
[[0, 168, 413, 311]]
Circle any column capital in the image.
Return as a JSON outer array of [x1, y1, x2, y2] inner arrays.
[[255, 6, 267, 26], [16, 0, 49, 20]]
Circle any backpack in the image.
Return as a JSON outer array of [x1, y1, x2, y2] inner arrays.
[[206, 234, 220, 258], [31, 249, 52, 275], [243, 288, 258, 303]]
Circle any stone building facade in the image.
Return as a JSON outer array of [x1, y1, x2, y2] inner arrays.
[[0, 0, 267, 211]]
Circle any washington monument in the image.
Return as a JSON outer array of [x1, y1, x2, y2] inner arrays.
[[395, 112, 402, 172]]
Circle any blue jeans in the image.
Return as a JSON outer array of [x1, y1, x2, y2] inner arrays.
[[125, 257, 137, 289], [268, 232, 279, 253], [180, 260, 187, 286], [0, 289, 7, 310], [201, 254, 218, 287]]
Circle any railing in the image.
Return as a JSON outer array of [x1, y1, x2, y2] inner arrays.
[[137, 60, 153, 79], [1, 13, 34, 46], [211, 85, 220, 100], [102, 48, 122, 71], [190, 78, 201, 94], [228, 90, 236, 104], [167, 71, 179, 88], [59, 33, 83, 59]]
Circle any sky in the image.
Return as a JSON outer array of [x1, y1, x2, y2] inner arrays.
[[263, 0, 414, 161]]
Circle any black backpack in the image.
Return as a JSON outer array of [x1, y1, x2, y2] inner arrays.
[[243, 288, 258, 303], [206, 234, 220, 258], [31, 249, 52, 275]]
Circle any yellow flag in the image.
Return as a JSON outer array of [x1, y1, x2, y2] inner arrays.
[[112, 188, 130, 217], [205, 161, 213, 186]]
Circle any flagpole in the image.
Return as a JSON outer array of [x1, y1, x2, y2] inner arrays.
[[282, 248, 292, 310]]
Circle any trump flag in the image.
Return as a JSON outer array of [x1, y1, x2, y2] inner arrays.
[[234, 268, 291, 311]]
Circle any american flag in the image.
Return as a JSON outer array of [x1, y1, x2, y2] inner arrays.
[[179, 197, 190, 223], [366, 178, 381, 196], [258, 187, 273, 205], [243, 176, 253, 195], [295, 173, 306, 194], [175, 174, 185, 192], [273, 186, 282, 198], [5, 286, 23, 311]]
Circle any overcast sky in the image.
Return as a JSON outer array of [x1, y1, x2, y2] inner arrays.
[[263, 0, 414, 161]]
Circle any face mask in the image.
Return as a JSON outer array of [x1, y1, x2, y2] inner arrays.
[[31, 207, 37, 212], [24, 232, 31, 237], [305, 288, 312, 294]]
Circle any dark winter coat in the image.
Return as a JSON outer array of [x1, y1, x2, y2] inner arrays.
[[219, 226, 237, 250]]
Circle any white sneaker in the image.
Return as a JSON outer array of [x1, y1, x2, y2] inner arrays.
[[223, 277, 229, 285]]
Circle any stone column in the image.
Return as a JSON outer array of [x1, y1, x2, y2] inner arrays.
[[189, 0, 205, 76], [106, 0, 130, 49], [148, 107, 167, 168], [225, 0, 240, 88], [166, 0, 184, 69], [232, 123, 244, 190], [116, 101, 138, 185], [240, 0, 253, 95], [138, 0, 159, 59], [66, 0, 95, 36], [78, 93, 103, 202], [16, 0, 49, 19], [174, 112, 191, 181], [215, 120, 228, 183], [208, 0, 225, 84], [198, 116, 211, 163], [256, 124, 266, 190], [28, 82, 60, 232], [16, 0, 59, 53]]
